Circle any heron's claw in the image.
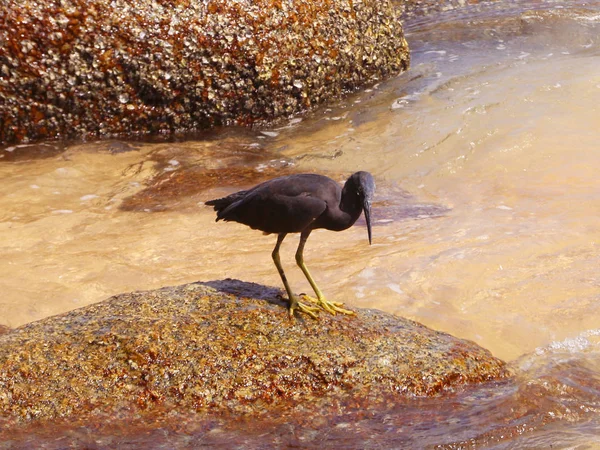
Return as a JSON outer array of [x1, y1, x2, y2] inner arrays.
[[301, 294, 355, 316], [288, 295, 320, 320], [300, 294, 344, 308]]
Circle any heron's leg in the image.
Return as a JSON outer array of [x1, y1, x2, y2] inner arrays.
[[272, 233, 320, 319], [295, 230, 355, 316]]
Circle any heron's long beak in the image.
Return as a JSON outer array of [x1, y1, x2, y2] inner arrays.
[[364, 200, 372, 245]]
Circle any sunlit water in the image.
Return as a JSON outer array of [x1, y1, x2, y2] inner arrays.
[[2, 0, 600, 447]]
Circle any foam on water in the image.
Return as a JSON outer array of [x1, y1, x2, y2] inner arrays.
[[536, 329, 600, 356]]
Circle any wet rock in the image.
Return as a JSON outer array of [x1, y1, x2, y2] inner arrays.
[[119, 142, 298, 212], [0, 0, 409, 145], [0, 142, 67, 162], [120, 164, 298, 212], [0, 280, 507, 422]]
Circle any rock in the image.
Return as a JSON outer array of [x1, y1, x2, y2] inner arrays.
[[0, 280, 507, 422], [0, 0, 409, 145]]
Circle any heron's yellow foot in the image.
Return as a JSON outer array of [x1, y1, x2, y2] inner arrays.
[[289, 295, 321, 320], [301, 294, 355, 316]]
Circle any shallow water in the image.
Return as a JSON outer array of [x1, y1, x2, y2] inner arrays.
[[2, 0, 600, 447]]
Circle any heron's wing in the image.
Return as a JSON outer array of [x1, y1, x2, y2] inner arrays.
[[218, 190, 327, 233]]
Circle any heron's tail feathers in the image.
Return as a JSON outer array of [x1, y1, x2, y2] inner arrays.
[[205, 190, 249, 221]]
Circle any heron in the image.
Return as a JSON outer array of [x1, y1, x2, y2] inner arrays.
[[205, 171, 375, 319]]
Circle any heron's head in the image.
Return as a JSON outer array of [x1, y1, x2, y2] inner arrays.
[[352, 171, 375, 245]]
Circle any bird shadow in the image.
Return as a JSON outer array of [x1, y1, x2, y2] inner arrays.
[[198, 278, 289, 309]]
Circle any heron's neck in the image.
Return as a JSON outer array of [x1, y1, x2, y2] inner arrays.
[[338, 181, 363, 226]]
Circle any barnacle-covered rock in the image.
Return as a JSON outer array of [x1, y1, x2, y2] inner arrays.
[[0, 280, 507, 421], [0, 0, 409, 144]]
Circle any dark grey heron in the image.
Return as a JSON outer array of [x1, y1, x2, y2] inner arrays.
[[206, 171, 375, 319]]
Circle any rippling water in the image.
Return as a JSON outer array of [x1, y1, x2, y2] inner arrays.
[[2, 0, 600, 447]]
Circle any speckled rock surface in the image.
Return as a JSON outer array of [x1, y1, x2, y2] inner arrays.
[[0, 0, 409, 145], [0, 279, 507, 421]]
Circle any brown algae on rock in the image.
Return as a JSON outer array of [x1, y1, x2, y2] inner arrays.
[[0, 280, 507, 422]]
